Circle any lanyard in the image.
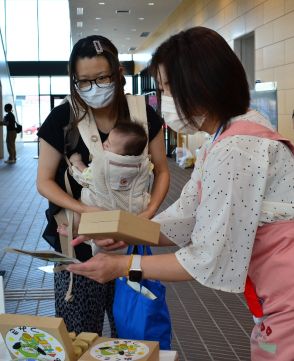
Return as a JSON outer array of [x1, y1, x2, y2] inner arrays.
[[200, 124, 224, 177], [212, 125, 223, 143]]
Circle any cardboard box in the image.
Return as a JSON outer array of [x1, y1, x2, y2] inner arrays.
[[78, 337, 159, 361], [0, 313, 76, 361], [78, 210, 160, 246], [5, 247, 80, 265]]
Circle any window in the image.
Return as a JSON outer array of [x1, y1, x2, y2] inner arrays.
[[0, 0, 6, 51], [124, 76, 133, 94], [11, 75, 70, 141], [38, 0, 71, 60], [50, 76, 70, 95], [5, 0, 70, 61]]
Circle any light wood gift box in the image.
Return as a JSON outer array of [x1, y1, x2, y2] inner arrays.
[[0, 313, 76, 361], [78, 337, 159, 361], [78, 210, 160, 246]]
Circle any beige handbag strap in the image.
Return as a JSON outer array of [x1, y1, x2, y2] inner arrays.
[[64, 169, 75, 302], [53, 162, 76, 302]]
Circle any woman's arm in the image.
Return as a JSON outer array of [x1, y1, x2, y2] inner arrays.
[[139, 129, 170, 219], [71, 228, 176, 251], [67, 252, 193, 284], [37, 139, 99, 214]]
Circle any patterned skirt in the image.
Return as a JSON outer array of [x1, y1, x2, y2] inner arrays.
[[54, 271, 116, 337]]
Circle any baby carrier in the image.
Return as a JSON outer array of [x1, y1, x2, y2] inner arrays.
[[71, 95, 152, 214]]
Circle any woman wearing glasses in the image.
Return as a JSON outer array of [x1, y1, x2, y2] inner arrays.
[[36, 35, 169, 336]]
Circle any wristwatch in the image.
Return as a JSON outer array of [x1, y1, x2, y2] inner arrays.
[[128, 255, 142, 282]]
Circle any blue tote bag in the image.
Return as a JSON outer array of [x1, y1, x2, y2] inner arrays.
[[113, 246, 172, 350]]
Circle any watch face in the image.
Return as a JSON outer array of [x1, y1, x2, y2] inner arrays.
[[129, 270, 142, 283]]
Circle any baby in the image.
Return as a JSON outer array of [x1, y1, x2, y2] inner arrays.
[[70, 122, 147, 175]]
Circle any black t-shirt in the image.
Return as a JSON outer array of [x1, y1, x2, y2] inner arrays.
[[38, 101, 163, 260], [4, 112, 16, 131]]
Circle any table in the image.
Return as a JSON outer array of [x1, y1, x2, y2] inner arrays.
[[160, 350, 179, 360]]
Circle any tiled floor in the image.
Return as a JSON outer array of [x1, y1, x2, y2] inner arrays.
[[0, 142, 253, 360]]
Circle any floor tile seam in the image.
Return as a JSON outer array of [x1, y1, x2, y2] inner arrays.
[[0, 193, 38, 241], [4, 195, 46, 260], [171, 327, 188, 361], [3, 251, 34, 288], [170, 282, 216, 361], [0, 171, 35, 204], [211, 289, 251, 339], [187, 282, 243, 361]]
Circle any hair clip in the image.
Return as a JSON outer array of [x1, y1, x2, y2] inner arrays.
[[93, 40, 103, 54]]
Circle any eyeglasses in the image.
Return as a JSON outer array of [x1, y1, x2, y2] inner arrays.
[[74, 74, 113, 92]]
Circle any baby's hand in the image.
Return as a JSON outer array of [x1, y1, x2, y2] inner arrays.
[[70, 153, 82, 164]]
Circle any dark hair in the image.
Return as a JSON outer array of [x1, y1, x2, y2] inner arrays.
[[69, 35, 129, 123], [4, 103, 12, 112], [150, 26, 250, 127], [112, 122, 147, 156]]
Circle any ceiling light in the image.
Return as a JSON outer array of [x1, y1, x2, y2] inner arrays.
[[77, 21, 83, 28], [77, 7, 83, 15], [98, 2, 105, 4], [148, 2, 155, 5], [96, 17, 101, 20], [138, 17, 144, 20]]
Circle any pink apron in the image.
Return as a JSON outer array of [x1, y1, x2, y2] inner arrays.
[[198, 121, 294, 360]]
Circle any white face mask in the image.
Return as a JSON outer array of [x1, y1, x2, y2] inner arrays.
[[161, 95, 205, 134], [77, 83, 115, 109]]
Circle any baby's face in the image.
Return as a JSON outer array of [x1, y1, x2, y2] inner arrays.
[[103, 130, 125, 155]]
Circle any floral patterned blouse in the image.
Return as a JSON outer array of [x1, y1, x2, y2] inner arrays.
[[154, 110, 294, 293]]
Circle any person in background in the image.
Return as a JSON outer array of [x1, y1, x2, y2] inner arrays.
[[0, 103, 17, 163], [68, 27, 294, 360], [36, 35, 169, 336]]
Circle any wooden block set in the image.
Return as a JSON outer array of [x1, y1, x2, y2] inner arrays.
[[0, 313, 159, 361]]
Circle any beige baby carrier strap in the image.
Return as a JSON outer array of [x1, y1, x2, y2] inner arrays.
[[125, 95, 149, 157]]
